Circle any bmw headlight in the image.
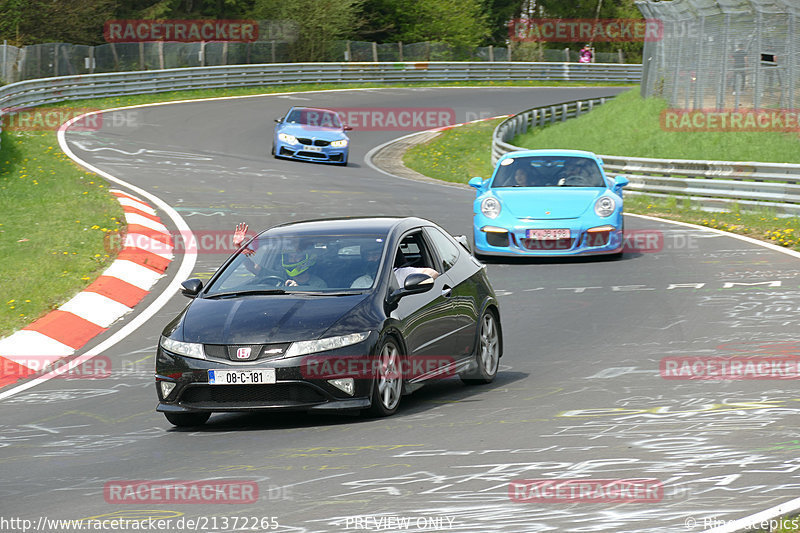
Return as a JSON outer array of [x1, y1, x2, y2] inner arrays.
[[330, 139, 348, 148], [160, 336, 206, 359], [480, 197, 502, 219], [594, 196, 616, 217], [284, 332, 370, 358], [278, 133, 298, 144]]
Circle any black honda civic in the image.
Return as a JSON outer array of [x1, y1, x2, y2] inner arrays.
[[156, 217, 502, 426]]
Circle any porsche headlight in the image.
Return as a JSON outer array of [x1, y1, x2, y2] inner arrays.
[[594, 196, 616, 217], [278, 133, 298, 144], [330, 139, 348, 148], [284, 332, 370, 358], [160, 336, 206, 360], [480, 197, 502, 219]]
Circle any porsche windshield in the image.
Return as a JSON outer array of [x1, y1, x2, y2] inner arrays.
[[205, 234, 386, 295], [492, 156, 606, 188]]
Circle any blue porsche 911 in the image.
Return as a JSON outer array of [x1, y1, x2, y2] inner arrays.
[[469, 149, 629, 257], [272, 106, 351, 166]]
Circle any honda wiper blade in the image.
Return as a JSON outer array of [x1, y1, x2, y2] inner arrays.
[[205, 289, 287, 299]]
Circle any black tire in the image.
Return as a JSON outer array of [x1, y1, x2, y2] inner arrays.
[[164, 412, 210, 427], [461, 310, 500, 385], [367, 337, 403, 417]]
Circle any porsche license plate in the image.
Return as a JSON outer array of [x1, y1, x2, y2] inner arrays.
[[527, 229, 570, 240], [208, 369, 276, 385]]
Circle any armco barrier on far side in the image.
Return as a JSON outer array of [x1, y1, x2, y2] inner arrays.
[[492, 97, 800, 216]]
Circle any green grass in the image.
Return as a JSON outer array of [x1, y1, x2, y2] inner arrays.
[[403, 118, 500, 183], [1, 79, 624, 337], [514, 88, 800, 163], [0, 131, 123, 336], [627, 195, 800, 250]]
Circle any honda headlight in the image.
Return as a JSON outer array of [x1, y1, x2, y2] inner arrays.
[[480, 197, 502, 219], [284, 332, 370, 358], [594, 196, 616, 217], [330, 139, 348, 148], [278, 133, 298, 144], [160, 336, 206, 360]]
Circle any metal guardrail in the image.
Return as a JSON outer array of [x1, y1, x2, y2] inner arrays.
[[492, 98, 800, 216], [0, 61, 642, 111], [0, 61, 642, 152], [492, 97, 610, 164]]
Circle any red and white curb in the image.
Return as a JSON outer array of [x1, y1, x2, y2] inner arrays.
[[428, 114, 512, 132], [0, 189, 173, 387]]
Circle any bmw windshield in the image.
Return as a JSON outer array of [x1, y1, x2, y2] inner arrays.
[[285, 108, 343, 129]]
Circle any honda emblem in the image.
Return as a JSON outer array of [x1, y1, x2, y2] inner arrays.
[[236, 347, 252, 359]]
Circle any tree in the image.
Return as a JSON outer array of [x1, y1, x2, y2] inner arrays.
[[482, 0, 526, 46], [519, 0, 644, 63], [250, 0, 363, 62], [0, 0, 115, 45], [360, 0, 490, 49]]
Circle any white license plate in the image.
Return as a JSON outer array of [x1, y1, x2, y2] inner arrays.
[[527, 229, 570, 240], [303, 145, 322, 152], [208, 368, 276, 385]]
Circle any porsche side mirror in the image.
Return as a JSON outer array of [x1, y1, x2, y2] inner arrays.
[[468, 177, 485, 190], [614, 176, 629, 188], [274, 118, 283, 123], [343, 125, 353, 131], [181, 278, 203, 298]]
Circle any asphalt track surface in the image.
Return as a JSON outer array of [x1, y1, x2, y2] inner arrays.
[[2, 87, 800, 533]]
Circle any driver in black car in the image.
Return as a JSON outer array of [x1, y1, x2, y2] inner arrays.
[[232, 223, 326, 288], [281, 243, 327, 288]]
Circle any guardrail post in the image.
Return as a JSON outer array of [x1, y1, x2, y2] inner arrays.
[[561, 103, 568, 121]]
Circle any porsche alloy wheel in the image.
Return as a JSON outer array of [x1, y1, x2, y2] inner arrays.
[[368, 337, 403, 416], [461, 310, 500, 384]]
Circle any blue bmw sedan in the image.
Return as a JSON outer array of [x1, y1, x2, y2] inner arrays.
[[272, 106, 351, 165]]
